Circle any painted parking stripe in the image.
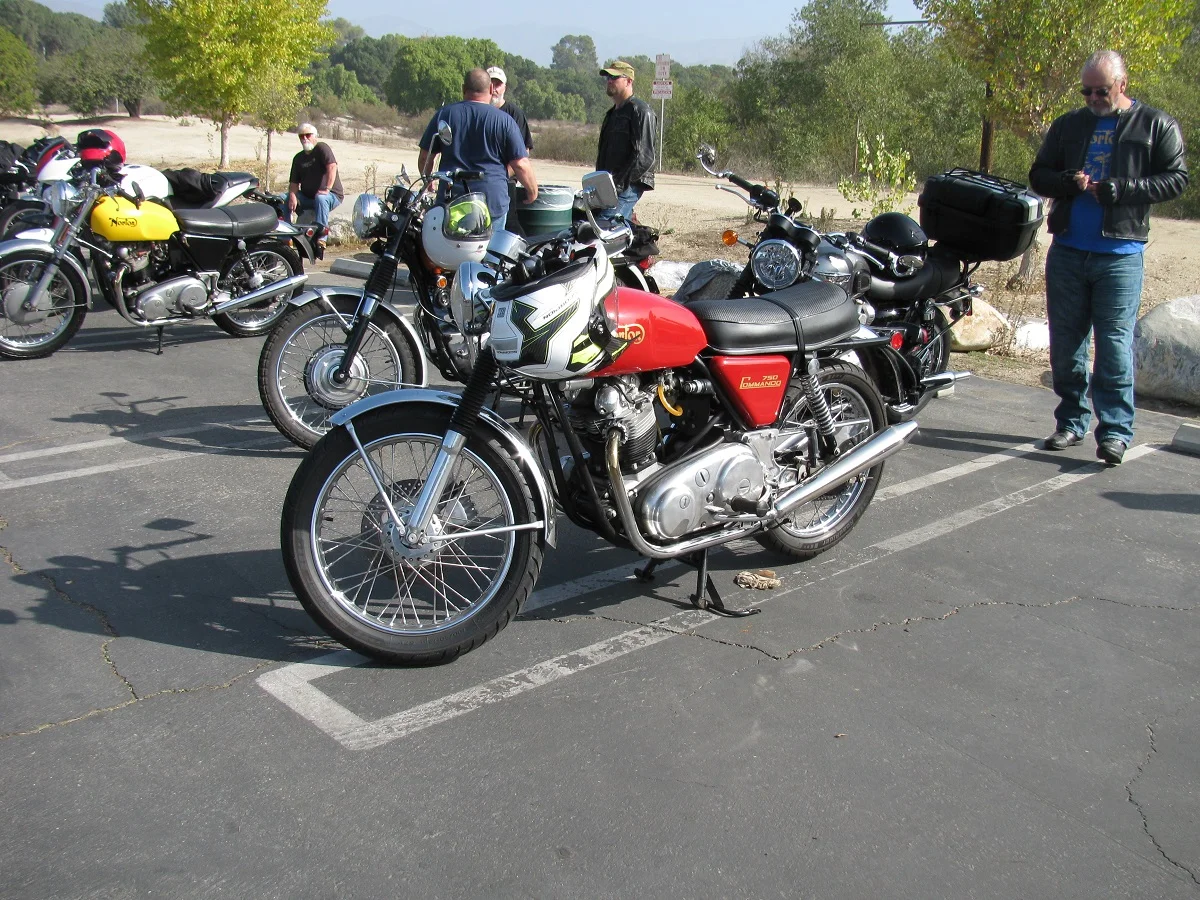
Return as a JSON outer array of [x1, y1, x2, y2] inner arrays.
[[0, 419, 271, 464], [875, 440, 1042, 501], [258, 444, 1163, 748], [0, 434, 287, 491]]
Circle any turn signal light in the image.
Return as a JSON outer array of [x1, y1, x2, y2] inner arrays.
[[721, 230, 739, 246], [889, 331, 905, 351], [435, 275, 449, 289]]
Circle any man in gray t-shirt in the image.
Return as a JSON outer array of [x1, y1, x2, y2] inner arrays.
[[418, 68, 538, 230]]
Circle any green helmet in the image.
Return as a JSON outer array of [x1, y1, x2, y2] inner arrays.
[[444, 192, 492, 240]]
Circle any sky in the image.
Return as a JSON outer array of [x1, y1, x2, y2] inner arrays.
[[40, 0, 925, 67]]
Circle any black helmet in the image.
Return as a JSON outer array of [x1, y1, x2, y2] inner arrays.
[[76, 128, 126, 170], [863, 212, 927, 256]]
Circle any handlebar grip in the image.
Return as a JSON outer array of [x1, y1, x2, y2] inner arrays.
[[854, 235, 893, 260], [726, 172, 758, 193]]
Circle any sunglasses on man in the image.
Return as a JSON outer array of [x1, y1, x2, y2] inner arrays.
[[1080, 84, 1114, 98]]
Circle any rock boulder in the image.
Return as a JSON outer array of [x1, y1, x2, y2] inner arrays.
[[949, 298, 1010, 352], [1134, 295, 1200, 406]]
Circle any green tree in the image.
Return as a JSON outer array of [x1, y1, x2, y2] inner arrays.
[[551, 34, 597, 73], [385, 35, 503, 114], [102, 0, 143, 29], [0, 27, 36, 114], [309, 62, 378, 105], [663, 84, 733, 169], [916, 0, 1195, 141], [249, 64, 309, 191], [130, 0, 332, 166], [325, 16, 364, 48], [42, 28, 156, 116], [330, 34, 403, 100], [0, 0, 106, 56]]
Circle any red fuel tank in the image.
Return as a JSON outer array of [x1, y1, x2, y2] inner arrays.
[[594, 286, 708, 377]]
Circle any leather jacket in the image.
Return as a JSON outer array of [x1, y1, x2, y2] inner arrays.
[[596, 97, 657, 193], [1029, 102, 1187, 241]]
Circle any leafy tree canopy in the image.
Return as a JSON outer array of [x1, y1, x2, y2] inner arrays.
[[0, 26, 36, 114], [384, 35, 504, 114]]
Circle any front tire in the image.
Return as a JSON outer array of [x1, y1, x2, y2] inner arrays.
[[0, 200, 55, 240], [211, 242, 303, 337], [258, 297, 419, 448], [0, 250, 88, 359], [761, 361, 886, 560], [281, 407, 544, 665]]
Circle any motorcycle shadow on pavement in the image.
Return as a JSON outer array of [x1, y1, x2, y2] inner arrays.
[[49, 395, 302, 458], [15, 522, 327, 667]]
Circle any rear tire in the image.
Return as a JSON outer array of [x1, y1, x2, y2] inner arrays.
[[0, 249, 88, 359], [761, 361, 886, 560], [281, 407, 544, 665], [211, 242, 303, 337], [0, 200, 54, 239], [258, 298, 419, 448]]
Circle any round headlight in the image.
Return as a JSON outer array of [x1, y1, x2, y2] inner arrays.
[[351, 193, 383, 239], [47, 180, 80, 218], [750, 239, 801, 291]]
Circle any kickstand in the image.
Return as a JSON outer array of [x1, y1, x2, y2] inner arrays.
[[155, 326, 165, 355], [636, 551, 759, 618]]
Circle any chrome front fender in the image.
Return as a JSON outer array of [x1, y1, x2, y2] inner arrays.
[[331, 388, 557, 547], [0, 238, 92, 306], [286, 286, 427, 387]]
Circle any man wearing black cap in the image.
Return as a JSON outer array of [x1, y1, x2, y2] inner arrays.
[[596, 60, 656, 219]]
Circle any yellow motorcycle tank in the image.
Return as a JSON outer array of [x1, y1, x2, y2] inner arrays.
[[90, 196, 179, 241]]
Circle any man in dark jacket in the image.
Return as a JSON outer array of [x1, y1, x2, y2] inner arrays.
[[1029, 50, 1187, 465], [596, 60, 656, 219]]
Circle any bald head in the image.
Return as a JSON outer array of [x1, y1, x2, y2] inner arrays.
[[463, 68, 491, 100]]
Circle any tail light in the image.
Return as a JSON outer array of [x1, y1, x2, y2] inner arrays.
[[636, 257, 654, 271], [889, 331, 905, 351]]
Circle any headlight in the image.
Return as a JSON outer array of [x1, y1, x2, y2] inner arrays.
[[47, 180, 81, 218], [750, 239, 801, 291], [351, 193, 383, 239]]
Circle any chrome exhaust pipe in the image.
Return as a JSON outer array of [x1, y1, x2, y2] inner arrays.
[[921, 370, 971, 388], [770, 420, 918, 521], [211, 273, 307, 314]]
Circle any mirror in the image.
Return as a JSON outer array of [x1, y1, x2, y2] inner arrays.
[[897, 254, 925, 273], [437, 121, 453, 145], [697, 143, 717, 167], [579, 171, 618, 211]]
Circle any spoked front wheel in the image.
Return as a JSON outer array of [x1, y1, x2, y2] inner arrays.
[[761, 361, 886, 560], [281, 407, 544, 665], [0, 250, 88, 360], [257, 298, 418, 448]]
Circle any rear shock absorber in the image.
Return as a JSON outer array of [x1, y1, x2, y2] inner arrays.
[[799, 359, 838, 454]]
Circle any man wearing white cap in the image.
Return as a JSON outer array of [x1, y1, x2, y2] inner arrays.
[[285, 123, 343, 256], [487, 66, 532, 152]]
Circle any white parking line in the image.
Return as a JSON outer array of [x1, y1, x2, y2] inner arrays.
[[0, 419, 270, 464], [258, 443, 1163, 749]]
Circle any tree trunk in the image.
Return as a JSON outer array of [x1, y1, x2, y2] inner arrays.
[[978, 82, 994, 174], [219, 118, 230, 168], [265, 130, 273, 192], [122, 97, 143, 118]]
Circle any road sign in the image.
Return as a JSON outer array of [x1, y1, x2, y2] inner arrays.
[[655, 53, 671, 80], [652, 79, 674, 100]]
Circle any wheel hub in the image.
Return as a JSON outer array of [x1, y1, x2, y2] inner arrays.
[[304, 345, 371, 409], [3, 283, 48, 325]]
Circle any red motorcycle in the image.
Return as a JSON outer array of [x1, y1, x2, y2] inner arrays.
[[280, 173, 918, 665]]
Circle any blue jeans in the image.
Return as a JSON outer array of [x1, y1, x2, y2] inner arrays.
[[287, 191, 341, 229], [1045, 243, 1145, 444], [602, 185, 644, 221]]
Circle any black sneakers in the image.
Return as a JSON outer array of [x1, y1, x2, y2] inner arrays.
[[1043, 430, 1083, 451], [1097, 439, 1127, 466]]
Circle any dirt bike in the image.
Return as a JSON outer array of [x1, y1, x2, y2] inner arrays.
[[684, 144, 982, 422], [279, 171, 918, 665], [0, 163, 305, 359]]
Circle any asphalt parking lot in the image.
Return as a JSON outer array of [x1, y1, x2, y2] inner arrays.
[[1, 273, 1198, 899]]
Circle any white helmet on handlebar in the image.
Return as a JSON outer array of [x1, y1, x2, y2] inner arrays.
[[421, 192, 493, 269]]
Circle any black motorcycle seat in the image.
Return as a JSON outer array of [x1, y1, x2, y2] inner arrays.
[[686, 279, 858, 354], [208, 171, 259, 194], [174, 202, 279, 237], [867, 247, 963, 303]]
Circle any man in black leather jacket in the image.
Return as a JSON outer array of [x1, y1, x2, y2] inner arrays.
[[1029, 50, 1187, 466], [596, 60, 657, 219]]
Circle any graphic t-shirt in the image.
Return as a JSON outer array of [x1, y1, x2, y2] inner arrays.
[[288, 142, 344, 201], [419, 101, 528, 220], [1058, 108, 1144, 255]]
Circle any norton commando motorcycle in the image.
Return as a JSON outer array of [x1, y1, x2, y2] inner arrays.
[[280, 172, 918, 665], [0, 146, 305, 360]]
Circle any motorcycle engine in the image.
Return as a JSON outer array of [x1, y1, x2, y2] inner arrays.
[[636, 443, 766, 541], [562, 375, 659, 473], [130, 275, 208, 320]]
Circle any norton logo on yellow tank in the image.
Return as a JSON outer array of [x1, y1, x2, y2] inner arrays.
[[90, 195, 179, 241]]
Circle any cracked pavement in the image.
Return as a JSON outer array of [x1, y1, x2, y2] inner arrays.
[[1, 286, 1199, 898]]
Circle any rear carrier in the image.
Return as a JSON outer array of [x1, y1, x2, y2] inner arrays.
[[918, 168, 1044, 262]]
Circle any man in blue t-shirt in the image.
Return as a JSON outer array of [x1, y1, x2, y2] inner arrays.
[[1029, 50, 1188, 465], [417, 68, 538, 231]]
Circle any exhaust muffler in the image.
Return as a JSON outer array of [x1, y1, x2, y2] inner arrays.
[[211, 273, 307, 315]]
